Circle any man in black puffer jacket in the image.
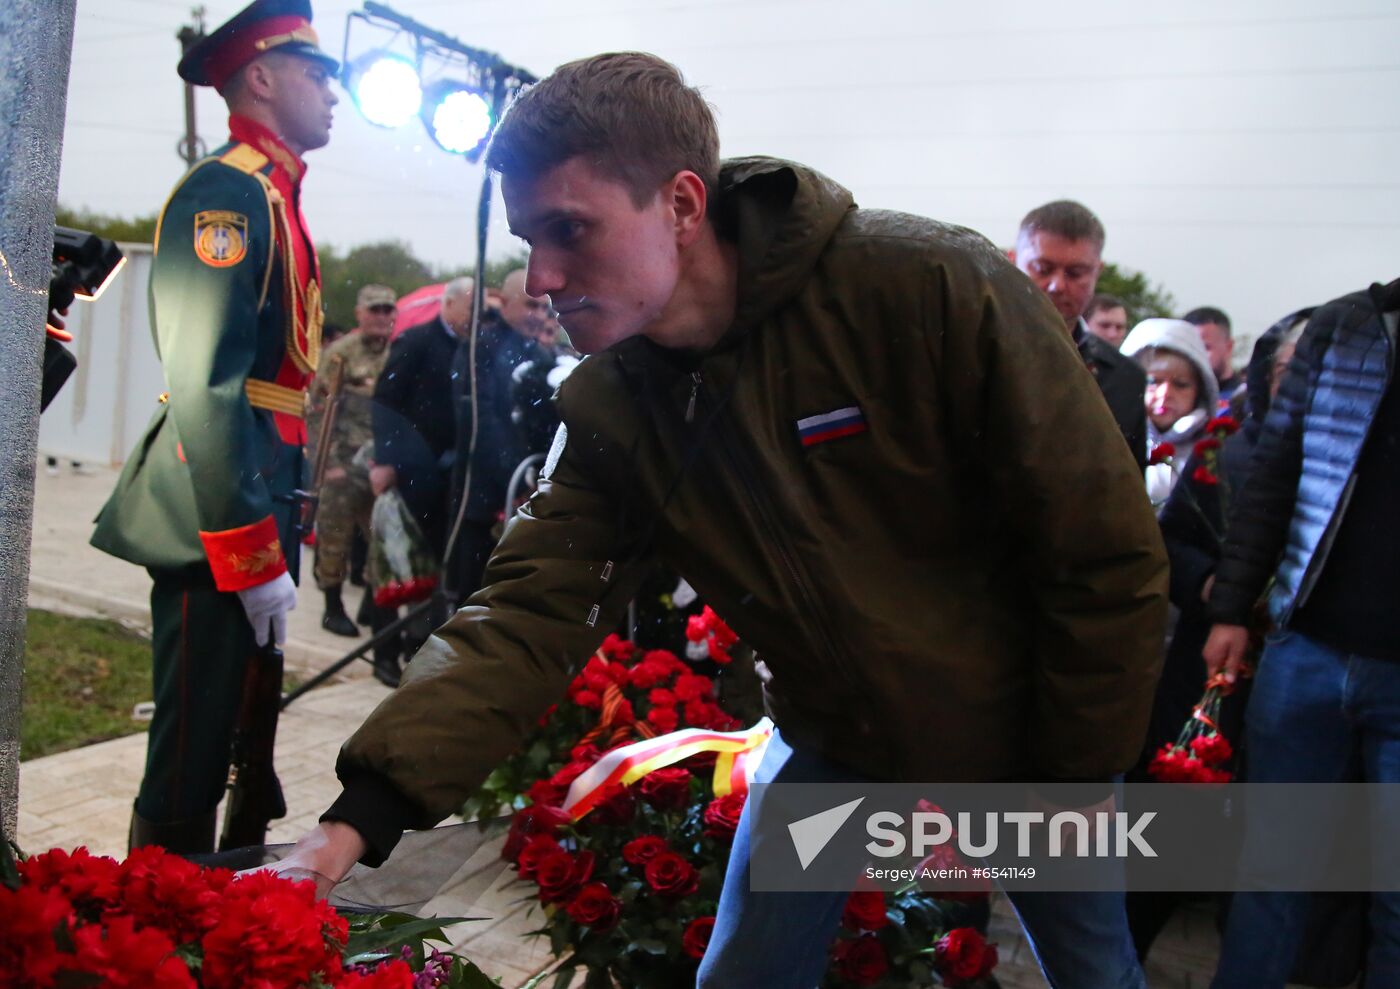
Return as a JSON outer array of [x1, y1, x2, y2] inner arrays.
[[1204, 278, 1400, 989]]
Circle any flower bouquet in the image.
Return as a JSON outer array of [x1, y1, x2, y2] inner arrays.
[[369, 489, 438, 608], [1147, 674, 1237, 784], [0, 839, 492, 989], [500, 726, 998, 988], [462, 633, 742, 823]]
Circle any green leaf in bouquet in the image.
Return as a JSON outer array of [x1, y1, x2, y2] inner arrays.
[[548, 964, 578, 989], [343, 912, 478, 957], [548, 917, 573, 956]]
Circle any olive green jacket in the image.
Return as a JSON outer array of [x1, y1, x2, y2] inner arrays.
[[333, 158, 1167, 847]]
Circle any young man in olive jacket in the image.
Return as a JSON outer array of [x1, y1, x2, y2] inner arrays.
[[270, 53, 1167, 988]]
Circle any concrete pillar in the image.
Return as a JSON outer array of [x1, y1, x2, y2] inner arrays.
[[0, 0, 78, 837]]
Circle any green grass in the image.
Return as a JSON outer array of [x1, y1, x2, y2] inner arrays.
[[20, 609, 152, 760]]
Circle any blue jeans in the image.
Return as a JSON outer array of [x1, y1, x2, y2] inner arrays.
[[696, 730, 1145, 989], [1212, 629, 1400, 989]]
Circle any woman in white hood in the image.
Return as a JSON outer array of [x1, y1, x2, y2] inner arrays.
[[1121, 317, 1220, 509]]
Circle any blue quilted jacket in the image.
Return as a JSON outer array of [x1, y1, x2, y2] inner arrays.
[[1208, 278, 1400, 626]]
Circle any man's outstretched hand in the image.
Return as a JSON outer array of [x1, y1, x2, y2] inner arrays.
[[236, 820, 369, 899]]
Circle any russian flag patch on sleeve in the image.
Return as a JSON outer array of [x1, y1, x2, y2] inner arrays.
[[796, 406, 868, 447]]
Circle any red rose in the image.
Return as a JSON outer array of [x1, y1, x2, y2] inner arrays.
[[591, 783, 637, 826], [639, 767, 693, 811], [622, 834, 669, 867], [535, 849, 595, 904], [682, 916, 716, 959], [516, 835, 563, 878], [569, 742, 602, 764], [703, 792, 747, 841], [1148, 442, 1176, 465], [1192, 464, 1220, 486], [526, 780, 566, 808], [503, 804, 573, 863], [933, 927, 998, 986], [683, 749, 719, 774], [1207, 414, 1241, 435], [644, 851, 700, 898], [646, 706, 679, 733], [831, 934, 889, 986], [841, 890, 890, 931], [565, 882, 622, 931]]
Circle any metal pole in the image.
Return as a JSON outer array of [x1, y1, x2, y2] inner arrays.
[[0, 0, 78, 836], [177, 8, 207, 167]]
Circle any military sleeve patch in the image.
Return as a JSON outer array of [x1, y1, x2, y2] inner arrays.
[[193, 210, 248, 267]]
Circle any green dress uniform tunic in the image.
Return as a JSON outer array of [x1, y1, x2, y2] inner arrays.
[[91, 114, 324, 847]]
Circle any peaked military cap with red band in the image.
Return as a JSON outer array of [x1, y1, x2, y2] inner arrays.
[[178, 0, 339, 91]]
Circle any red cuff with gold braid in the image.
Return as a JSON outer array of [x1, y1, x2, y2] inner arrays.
[[199, 515, 288, 592]]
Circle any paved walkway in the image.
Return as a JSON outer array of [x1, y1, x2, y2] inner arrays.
[[18, 463, 1243, 987]]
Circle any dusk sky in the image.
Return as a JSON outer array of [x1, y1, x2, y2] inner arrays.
[[59, 0, 1400, 349]]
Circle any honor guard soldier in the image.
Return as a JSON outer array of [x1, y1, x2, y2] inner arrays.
[[91, 0, 338, 854]]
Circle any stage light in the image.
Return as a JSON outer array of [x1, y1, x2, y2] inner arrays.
[[345, 52, 422, 128], [422, 82, 493, 155]]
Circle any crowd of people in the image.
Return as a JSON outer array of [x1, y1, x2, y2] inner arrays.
[[308, 272, 577, 686], [80, 2, 1396, 987]]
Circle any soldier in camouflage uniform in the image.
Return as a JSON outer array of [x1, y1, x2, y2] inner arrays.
[[308, 283, 395, 637]]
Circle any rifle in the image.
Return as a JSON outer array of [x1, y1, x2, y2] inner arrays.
[[219, 627, 288, 851], [282, 354, 347, 539]]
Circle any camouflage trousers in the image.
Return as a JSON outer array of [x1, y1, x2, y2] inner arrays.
[[313, 465, 373, 590]]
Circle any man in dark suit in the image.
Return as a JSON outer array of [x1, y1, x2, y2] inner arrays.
[[370, 276, 475, 557], [1012, 201, 1149, 471], [446, 269, 552, 604]]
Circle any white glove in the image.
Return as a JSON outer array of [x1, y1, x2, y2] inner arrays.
[[236, 571, 297, 646]]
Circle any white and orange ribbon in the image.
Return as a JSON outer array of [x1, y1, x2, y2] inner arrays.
[[562, 718, 774, 821]]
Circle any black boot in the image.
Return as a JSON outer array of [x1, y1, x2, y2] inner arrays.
[[321, 586, 359, 637], [355, 586, 375, 627], [128, 802, 217, 856], [370, 605, 402, 688]]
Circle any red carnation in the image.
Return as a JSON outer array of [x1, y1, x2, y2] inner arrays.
[[1191, 733, 1234, 766], [832, 934, 890, 986], [673, 673, 714, 703], [201, 871, 345, 989], [703, 792, 747, 841], [573, 689, 602, 709], [645, 649, 687, 674], [639, 766, 693, 811], [535, 849, 596, 904], [336, 959, 415, 987], [622, 834, 669, 867], [841, 890, 890, 931], [1148, 442, 1176, 465], [647, 705, 679, 733], [565, 882, 622, 932], [1193, 437, 1222, 456], [1207, 414, 1241, 435], [0, 883, 74, 987], [600, 633, 636, 662], [648, 687, 678, 708], [682, 916, 716, 959], [1192, 464, 1220, 486], [685, 613, 709, 642], [933, 927, 999, 986], [67, 915, 194, 989], [644, 851, 700, 899]]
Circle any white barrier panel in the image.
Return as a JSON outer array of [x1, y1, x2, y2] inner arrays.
[[38, 244, 164, 466]]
